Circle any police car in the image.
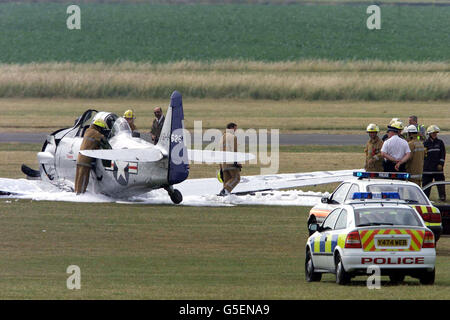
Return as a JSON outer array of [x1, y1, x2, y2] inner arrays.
[[308, 172, 442, 241], [305, 192, 436, 285]]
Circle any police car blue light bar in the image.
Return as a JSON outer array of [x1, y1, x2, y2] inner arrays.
[[352, 192, 373, 200], [380, 192, 400, 199], [352, 192, 400, 200], [353, 172, 410, 180]]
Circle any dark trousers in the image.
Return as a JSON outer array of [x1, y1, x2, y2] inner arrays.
[[422, 172, 446, 200], [383, 160, 406, 173]]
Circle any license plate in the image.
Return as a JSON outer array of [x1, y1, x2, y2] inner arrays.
[[377, 239, 407, 247]]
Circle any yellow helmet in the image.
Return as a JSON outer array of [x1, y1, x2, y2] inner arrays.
[[366, 123, 380, 133], [388, 120, 404, 131], [124, 109, 135, 119], [389, 118, 402, 126], [93, 118, 107, 129], [427, 124, 440, 134]]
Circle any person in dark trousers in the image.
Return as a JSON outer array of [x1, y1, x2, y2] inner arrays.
[[423, 125, 446, 201], [151, 106, 165, 144]]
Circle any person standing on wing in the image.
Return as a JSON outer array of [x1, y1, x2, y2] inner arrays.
[[364, 123, 383, 172], [218, 123, 241, 196], [380, 120, 411, 172]]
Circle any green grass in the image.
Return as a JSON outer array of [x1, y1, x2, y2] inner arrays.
[[0, 3, 449, 63], [1, 98, 448, 134], [0, 200, 449, 299]]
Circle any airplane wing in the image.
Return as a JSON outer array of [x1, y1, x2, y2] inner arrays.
[[80, 148, 163, 162], [177, 169, 358, 196], [187, 149, 255, 163]]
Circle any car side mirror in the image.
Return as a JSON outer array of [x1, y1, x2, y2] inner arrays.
[[308, 223, 320, 234], [321, 197, 329, 204]]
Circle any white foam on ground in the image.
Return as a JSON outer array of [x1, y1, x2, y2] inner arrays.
[[0, 178, 329, 207]]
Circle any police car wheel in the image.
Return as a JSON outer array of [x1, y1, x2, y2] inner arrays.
[[305, 250, 321, 282], [335, 254, 351, 285], [419, 269, 435, 285]]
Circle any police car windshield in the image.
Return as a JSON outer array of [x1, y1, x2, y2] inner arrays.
[[367, 184, 428, 205], [110, 117, 132, 138], [355, 208, 422, 227]]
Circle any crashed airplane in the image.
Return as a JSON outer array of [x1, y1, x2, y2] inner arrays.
[[2, 91, 356, 204]]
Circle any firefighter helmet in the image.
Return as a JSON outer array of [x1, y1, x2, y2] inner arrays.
[[406, 124, 418, 133], [426, 125, 440, 134], [388, 120, 404, 132], [389, 118, 401, 126], [366, 123, 380, 133], [123, 109, 135, 119]]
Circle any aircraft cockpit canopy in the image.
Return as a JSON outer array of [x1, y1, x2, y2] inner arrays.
[[110, 117, 132, 139]]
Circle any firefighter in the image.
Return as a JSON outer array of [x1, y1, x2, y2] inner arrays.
[[364, 124, 383, 172], [74, 116, 112, 194], [405, 125, 425, 186], [380, 120, 411, 172], [124, 109, 137, 132], [124, 109, 140, 137], [218, 122, 241, 196], [423, 125, 446, 201]]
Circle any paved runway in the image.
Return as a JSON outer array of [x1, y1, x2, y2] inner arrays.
[[1, 132, 449, 146]]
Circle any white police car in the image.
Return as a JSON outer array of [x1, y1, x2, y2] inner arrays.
[[308, 172, 442, 241], [305, 192, 436, 285]]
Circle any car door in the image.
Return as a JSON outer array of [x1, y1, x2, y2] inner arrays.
[[312, 208, 342, 269], [323, 209, 348, 270]]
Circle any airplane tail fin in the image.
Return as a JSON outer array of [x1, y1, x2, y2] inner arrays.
[[157, 91, 189, 185]]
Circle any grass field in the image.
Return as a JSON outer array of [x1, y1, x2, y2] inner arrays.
[[1, 61, 449, 100], [0, 3, 449, 63], [0, 199, 449, 299], [0, 98, 448, 134]]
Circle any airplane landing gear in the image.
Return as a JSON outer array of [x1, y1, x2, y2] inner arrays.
[[165, 186, 183, 204]]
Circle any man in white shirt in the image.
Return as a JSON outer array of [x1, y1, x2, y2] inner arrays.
[[380, 121, 411, 172]]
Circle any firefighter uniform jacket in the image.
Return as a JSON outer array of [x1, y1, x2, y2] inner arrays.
[[424, 137, 446, 172], [219, 129, 241, 193], [364, 136, 383, 172], [406, 139, 425, 182], [74, 125, 107, 194]]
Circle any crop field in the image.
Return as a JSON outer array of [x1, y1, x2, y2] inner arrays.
[[0, 3, 449, 63], [1, 62, 449, 101]]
